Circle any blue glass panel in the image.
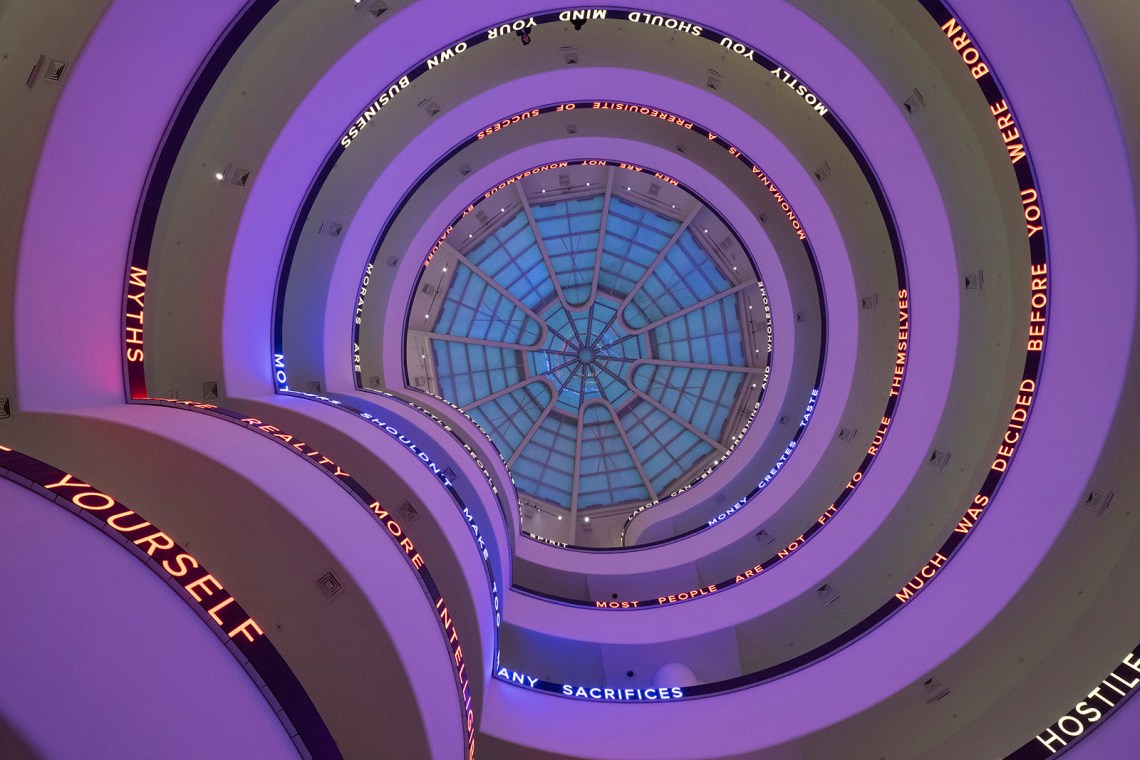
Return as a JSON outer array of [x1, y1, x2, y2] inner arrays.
[[618, 400, 713, 492], [467, 211, 555, 310], [577, 404, 649, 508], [512, 413, 577, 506], [624, 229, 730, 328], [596, 197, 679, 298], [652, 295, 746, 366], [534, 196, 604, 305], [432, 341, 523, 408], [434, 263, 542, 345]]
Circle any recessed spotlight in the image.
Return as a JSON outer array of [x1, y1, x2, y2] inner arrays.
[[542, 189, 547, 193], [752, 383, 757, 388], [214, 171, 224, 181], [442, 267, 447, 272], [585, 182, 591, 186], [557, 515, 562, 520], [469, 233, 473, 238], [583, 516, 590, 523], [703, 229, 709, 233], [626, 186, 631, 191], [425, 314, 430, 319], [749, 305, 753, 309], [671, 204, 676, 208], [500, 208, 505, 213], [733, 266, 738, 271]]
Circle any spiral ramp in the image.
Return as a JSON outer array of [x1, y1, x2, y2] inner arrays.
[[1, 1, 1139, 758]]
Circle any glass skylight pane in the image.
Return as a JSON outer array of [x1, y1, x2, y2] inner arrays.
[[413, 176, 764, 524], [651, 296, 746, 367]]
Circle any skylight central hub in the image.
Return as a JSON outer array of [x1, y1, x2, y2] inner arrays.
[[531, 296, 643, 414]]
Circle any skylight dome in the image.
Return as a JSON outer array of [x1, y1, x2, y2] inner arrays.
[[407, 163, 769, 536]]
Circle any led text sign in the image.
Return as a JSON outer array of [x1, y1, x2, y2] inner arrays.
[[336, 10, 829, 150], [0, 444, 340, 758], [1007, 648, 1140, 759], [279, 386, 504, 630], [139, 399, 480, 760]]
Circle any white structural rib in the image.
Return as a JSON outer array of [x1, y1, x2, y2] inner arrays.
[[515, 182, 572, 309], [569, 398, 586, 524], [506, 399, 556, 467], [595, 363, 721, 450], [600, 398, 659, 501], [464, 376, 556, 411], [631, 280, 755, 334], [441, 241, 548, 345], [586, 169, 615, 306], [616, 203, 701, 314], [629, 358, 765, 374], [409, 329, 531, 352]]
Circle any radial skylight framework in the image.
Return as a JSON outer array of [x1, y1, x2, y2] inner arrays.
[[408, 166, 767, 520]]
